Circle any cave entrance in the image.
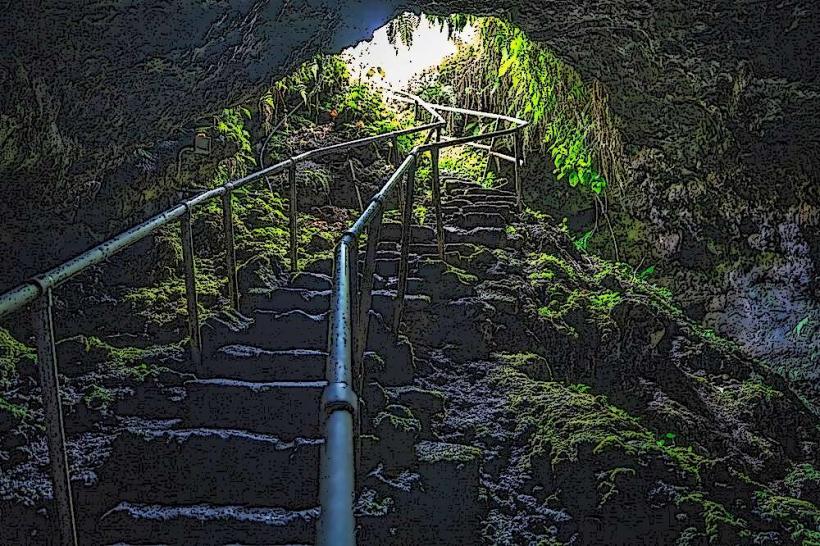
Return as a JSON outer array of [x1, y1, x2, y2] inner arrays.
[[343, 12, 474, 90]]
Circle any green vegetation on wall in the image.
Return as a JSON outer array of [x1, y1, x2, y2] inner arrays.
[[426, 16, 623, 195]]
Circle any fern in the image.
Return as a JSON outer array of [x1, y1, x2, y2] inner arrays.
[[437, 17, 620, 195], [387, 12, 420, 50]]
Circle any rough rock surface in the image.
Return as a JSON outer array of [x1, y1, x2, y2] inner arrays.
[[3, 1, 819, 287]]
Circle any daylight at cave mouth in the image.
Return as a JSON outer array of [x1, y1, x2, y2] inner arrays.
[[1, 3, 819, 545]]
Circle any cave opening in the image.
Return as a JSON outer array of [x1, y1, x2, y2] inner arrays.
[[1, 3, 819, 545]]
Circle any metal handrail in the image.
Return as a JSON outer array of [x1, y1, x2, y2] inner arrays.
[[318, 99, 527, 546], [0, 92, 443, 546], [0, 90, 526, 546]]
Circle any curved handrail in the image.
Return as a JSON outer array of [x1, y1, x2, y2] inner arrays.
[[319, 98, 526, 545], [0, 94, 444, 319], [0, 89, 526, 546]]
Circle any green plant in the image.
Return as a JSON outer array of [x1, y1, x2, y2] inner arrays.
[[214, 107, 256, 180], [269, 54, 350, 121], [571, 383, 592, 394], [589, 290, 622, 314], [574, 230, 594, 252], [0, 328, 35, 388], [0, 396, 30, 422], [435, 16, 622, 195], [83, 385, 114, 411], [793, 316, 812, 339], [636, 265, 656, 281], [414, 204, 428, 224], [435, 146, 498, 188], [386, 12, 421, 49], [656, 431, 677, 447]]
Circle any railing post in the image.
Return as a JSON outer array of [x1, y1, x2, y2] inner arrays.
[[32, 289, 79, 546], [180, 209, 202, 367], [430, 146, 445, 261], [393, 157, 417, 333], [222, 190, 240, 310], [390, 136, 399, 168], [355, 210, 382, 386], [513, 131, 523, 211], [289, 161, 299, 272], [483, 119, 500, 182]]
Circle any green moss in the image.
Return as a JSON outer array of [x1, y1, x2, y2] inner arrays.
[[524, 208, 549, 223], [718, 378, 783, 416], [690, 325, 741, 353], [0, 396, 31, 422], [415, 440, 481, 464], [536, 287, 620, 329], [63, 336, 162, 382], [588, 290, 622, 314], [0, 328, 35, 388], [530, 253, 577, 281], [445, 264, 479, 285], [497, 352, 553, 380], [431, 145, 498, 188], [598, 466, 636, 506], [528, 270, 555, 283], [755, 489, 820, 545], [122, 268, 223, 328], [675, 492, 750, 544], [374, 404, 421, 435], [83, 385, 114, 411], [784, 464, 820, 496], [494, 366, 705, 477]]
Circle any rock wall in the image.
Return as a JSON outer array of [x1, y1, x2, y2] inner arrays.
[[2, 0, 819, 296]]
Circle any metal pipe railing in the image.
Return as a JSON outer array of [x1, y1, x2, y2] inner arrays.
[[318, 99, 526, 545], [0, 89, 526, 546]]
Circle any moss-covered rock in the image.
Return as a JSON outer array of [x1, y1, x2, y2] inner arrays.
[[415, 440, 481, 465], [0, 328, 35, 389]]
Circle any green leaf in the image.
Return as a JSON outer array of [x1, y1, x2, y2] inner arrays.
[[591, 175, 607, 194], [794, 317, 811, 337], [637, 265, 656, 280], [498, 56, 516, 77]]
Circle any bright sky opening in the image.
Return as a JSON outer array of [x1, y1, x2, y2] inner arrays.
[[344, 15, 475, 90]]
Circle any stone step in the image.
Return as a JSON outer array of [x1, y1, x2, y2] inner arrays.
[[290, 271, 332, 291], [99, 424, 321, 508], [302, 257, 333, 276], [443, 178, 479, 193], [202, 309, 327, 355], [97, 502, 317, 545], [200, 346, 326, 382], [372, 274, 425, 294], [456, 193, 518, 206], [181, 378, 325, 439], [450, 186, 516, 198], [371, 290, 431, 318], [376, 241, 479, 257], [243, 287, 330, 316], [373, 266, 476, 303], [379, 223, 436, 244], [449, 212, 507, 229], [444, 226, 508, 249], [441, 203, 515, 219]]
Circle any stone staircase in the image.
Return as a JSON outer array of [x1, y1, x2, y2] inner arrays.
[[91, 177, 519, 545]]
